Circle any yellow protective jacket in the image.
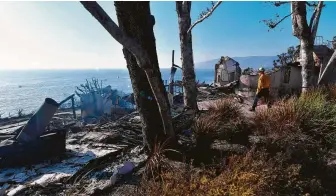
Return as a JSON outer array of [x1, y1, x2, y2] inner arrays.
[[257, 74, 271, 94]]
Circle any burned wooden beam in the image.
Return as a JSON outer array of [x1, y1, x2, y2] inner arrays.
[[169, 50, 176, 94]]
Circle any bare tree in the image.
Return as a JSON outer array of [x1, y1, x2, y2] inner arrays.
[[80, 2, 176, 150], [263, 1, 324, 93], [176, 1, 222, 110]]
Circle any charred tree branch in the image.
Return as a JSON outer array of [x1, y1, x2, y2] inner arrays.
[[274, 1, 290, 7], [267, 12, 293, 29], [310, 1, 324, 42], [306, 1, 319, 7], [309, 4, 318, 30], [318, 50, 336, 85], [80, 1, 148, 66], [187, 1, 222, 34]]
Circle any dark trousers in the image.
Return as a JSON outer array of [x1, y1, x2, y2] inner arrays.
[[252, 88, 272, 109]]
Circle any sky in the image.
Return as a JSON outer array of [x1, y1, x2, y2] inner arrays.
[[0, 1, 335, 70]]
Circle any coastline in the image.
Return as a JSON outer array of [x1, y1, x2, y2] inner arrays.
[[0, 107, 81, 136]]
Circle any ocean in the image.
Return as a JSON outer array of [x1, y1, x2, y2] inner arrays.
[[0, 68, 214, 117]]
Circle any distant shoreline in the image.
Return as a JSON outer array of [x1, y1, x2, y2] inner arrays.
[[0, 69, 214, 120], [0, 107, 79, 130]]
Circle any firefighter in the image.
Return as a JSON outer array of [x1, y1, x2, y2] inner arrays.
[[249, 67, 272, 111]]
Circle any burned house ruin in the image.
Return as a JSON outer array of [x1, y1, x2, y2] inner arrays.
[[237, 36, 336, 98], [214, 56, 242, 87]]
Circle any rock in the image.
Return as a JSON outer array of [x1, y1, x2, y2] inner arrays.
[[211, 140, 248, 154]]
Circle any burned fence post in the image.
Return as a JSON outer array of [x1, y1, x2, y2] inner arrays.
[[71, 96, 76, 119], [58, 94, 76, 119], [169, 50, 175, 95]]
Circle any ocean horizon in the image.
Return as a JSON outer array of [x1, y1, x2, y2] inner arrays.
[[0, 68, 214, 117]]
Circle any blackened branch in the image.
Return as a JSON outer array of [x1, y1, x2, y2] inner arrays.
[[263, 12, 293, 29], [273, 1, 290, 7]]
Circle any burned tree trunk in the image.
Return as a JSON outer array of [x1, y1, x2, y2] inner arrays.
[[175, 1, 222, 110], [176, 2, 198, 110], [80, 2, 176, 146], [264, 1, 324, 93], [291, 2, 313, 92], [290, 1, 324, 93], [121, 50, 165, 150], [299, 38, 315, 91], [114, 2, 176, 150]]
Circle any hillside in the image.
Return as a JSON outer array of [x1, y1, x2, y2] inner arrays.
[[195, 56, 278, 70]]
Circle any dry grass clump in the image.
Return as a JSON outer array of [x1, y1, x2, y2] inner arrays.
[[207, 98, 242, 120], [193, 115, 221, 148], [193, 98, 250, 145], [190, 99, 251, 164], [139, 149, 325, 196], [327, 84, 336, 100], [252, 88, 336, 190], [254, 88, 336, 149], [144, 140, 178, 179], [315, 84, 336, 101], [138, 88, 336, 196]]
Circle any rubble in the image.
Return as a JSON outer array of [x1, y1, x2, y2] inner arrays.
[[197, 81, 240, 101], [0, 79, 249, 196], [0, 110, 146, 195], [0, 92, 142, 195], [76, 80, 135, 124]]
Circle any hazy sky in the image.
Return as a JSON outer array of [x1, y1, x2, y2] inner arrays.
[[0, 1, 335, 70]]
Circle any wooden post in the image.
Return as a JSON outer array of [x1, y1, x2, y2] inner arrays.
[[58, 94, 76, 119], [58, 94, 75, 106], [169, 50, 175, 94], [71, 96, 76, 119]]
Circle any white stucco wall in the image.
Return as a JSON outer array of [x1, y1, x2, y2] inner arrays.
[[216, 65, 235, 86], [238, 67, 303, 98], [288, 67, 302, 88]]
